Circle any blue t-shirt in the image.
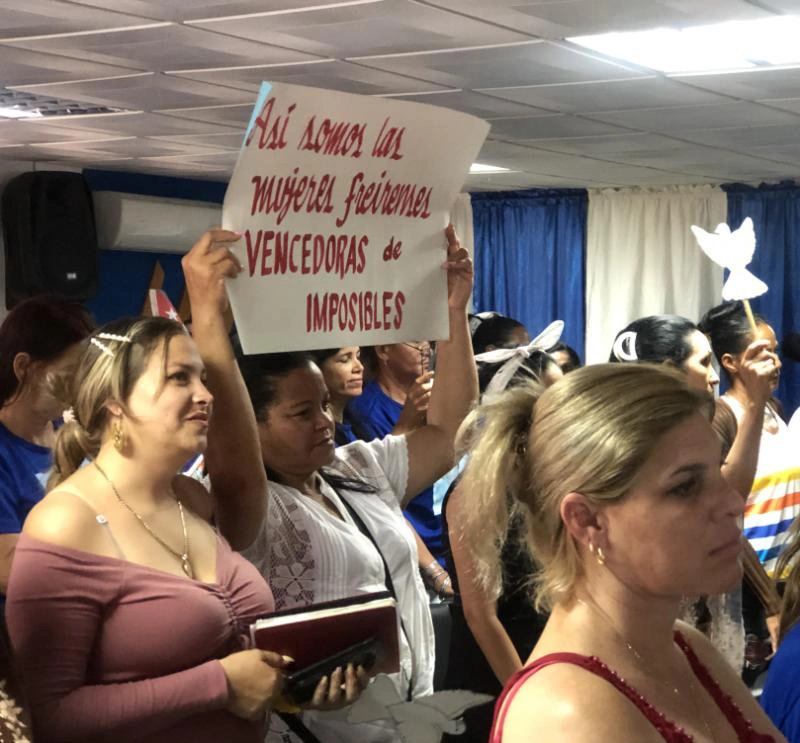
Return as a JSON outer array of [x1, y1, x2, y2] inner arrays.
[[335, 420, 359, 447], [762, 621, 800, 741], [346, 380, 443, 563], [0, 422, 52, 535]]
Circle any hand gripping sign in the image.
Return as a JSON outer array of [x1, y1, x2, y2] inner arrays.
[[222, 82, 489, 354]]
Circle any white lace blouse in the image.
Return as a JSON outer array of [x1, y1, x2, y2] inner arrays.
[[243, 435, 435, 708]]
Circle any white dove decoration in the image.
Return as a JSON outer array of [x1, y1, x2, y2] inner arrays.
[[347, 675, 493, 743], [690, 217, 768, 301]]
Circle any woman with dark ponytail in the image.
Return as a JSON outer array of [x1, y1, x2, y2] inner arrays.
[[698, 301, 788, 678], [698, 301, 784, 545]]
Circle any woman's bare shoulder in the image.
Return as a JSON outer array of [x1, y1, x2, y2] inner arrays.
[[499, 659, 660, 743], [675, 620, 786, 741], [24, 479, 106, 552]]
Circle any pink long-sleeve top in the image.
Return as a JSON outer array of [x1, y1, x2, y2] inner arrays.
[[6, 532, 275, 743]]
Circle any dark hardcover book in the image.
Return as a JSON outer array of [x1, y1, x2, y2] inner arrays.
[[250, 592, 400, 677]]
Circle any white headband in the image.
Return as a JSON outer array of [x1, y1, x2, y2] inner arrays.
[[477, 320, 564, 396]]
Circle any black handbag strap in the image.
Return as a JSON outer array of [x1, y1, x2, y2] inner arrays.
[[277, 711, 324, 743], [337, 492, 414, 701]]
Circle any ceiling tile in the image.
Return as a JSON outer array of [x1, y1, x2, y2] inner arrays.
[[746, 144, 800, 164], [756, 0, 800, 10], [43, 137, 231, 158], [66, 1, 358, 22], [189, 0, 528, 58], [148, 132, 244, 150], [475, 138, 548, 164], [379, 89, 552, 118], [676, 124, 800, 149], [763, 98, 800, 115], [587, 101, 800, 133], [0, 1, 156, 38], [3, 23, 318, 72], [10, 74, 254, 112], [156, 103, 255, 128], [528, 132, 688, 156], [0, 141, 133, 162], [488, 114, 631, 139], [170, 59, 450, 96], [425, 0, 769, 37], [672, 67, 800, 101], [611, 145, 785, 170], [353, 41, 645, 89], [478, 77, 730, 114], [0, 45, 140, 86], [0, 121, 132, 146], [466, 170, 592, 190], [32, 111, 241, 138]]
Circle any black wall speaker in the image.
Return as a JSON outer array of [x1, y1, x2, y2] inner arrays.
[[1, 171, 99, 308]]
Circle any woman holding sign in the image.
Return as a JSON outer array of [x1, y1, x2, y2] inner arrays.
[[240, 224, 478, 742], [5, 231, 360, 743]]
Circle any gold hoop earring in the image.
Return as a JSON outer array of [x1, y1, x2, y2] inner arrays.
[[112, 420, 125, 453]]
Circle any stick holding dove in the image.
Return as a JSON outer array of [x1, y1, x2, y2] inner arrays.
[[691, 217, 767, 332]]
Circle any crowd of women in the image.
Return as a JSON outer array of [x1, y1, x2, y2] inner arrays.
[[0, 224, 799, 743]]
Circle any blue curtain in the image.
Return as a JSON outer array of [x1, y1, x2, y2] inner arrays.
[[725, 182, 800, 417], [471, 189, 587, 359]]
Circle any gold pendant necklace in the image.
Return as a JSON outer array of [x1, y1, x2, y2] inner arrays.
[[93, 461, 193, 579], [579, 598, 717, 743]]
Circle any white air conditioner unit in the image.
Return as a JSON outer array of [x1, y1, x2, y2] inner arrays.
[[92, 191, 223, 254]]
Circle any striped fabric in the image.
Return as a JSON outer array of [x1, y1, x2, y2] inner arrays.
[[743, 467, 800, 577]]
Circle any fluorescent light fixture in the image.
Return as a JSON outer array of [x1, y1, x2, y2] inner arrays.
[[470, 163, 510, 174], [0, 107, 42, 119], [569, 15, 800, 73]]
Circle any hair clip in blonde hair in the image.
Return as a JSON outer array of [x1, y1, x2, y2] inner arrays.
[[91, 332, 132, 358], [612, 331, 638, 362], [62, 408, 76, 424], [97, 332, 132, 344], [90, 337, 114, 357]]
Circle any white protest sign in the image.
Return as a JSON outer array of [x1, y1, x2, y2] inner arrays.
[[223, 82, 489, 354]]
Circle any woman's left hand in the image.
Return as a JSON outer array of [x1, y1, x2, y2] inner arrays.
[[182, 228, 243, 317], [443, 224, 473, 311], [301, 664, 370, 711]]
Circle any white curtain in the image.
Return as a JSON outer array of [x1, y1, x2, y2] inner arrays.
[[585, 185, 726, 364]]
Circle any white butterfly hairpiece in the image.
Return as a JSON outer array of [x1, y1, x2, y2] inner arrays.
[[348, 674, 493, 743], [690, 217, 768, 301], [475, 320, 564, 396]]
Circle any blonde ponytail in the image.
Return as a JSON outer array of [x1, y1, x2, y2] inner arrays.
[[457, 363, 711, 613], [455, 381, 543, 601], [48, 418, 100, 491], [45, 316, 187, 491]]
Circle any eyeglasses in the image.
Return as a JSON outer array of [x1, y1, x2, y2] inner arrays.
[[402, 342, 433, 355]]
